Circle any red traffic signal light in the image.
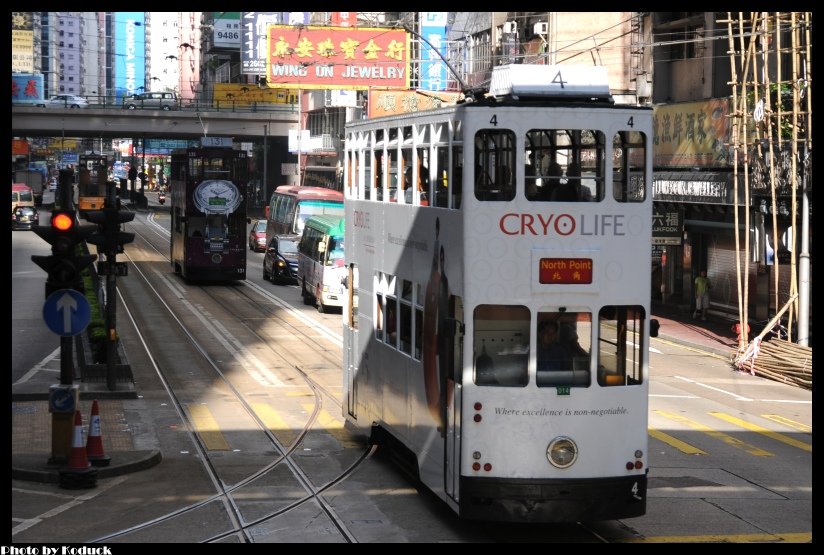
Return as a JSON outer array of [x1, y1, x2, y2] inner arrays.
[[51, 212, 75, 232], [31, 210, 97, 296]]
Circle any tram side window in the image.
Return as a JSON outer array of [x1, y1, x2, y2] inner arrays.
[[612, 131, 647, 202], [473, 305, 529, 387], [474, 130, 515, 202], [188, 216, 205, 238], [597, 306, 645, 386], [414, 283, 423, 360], [536, 311, 592, 388]]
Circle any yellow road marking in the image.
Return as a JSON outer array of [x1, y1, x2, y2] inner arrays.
[[648, 428, 708, 455], [654, 410, 773, 457], [760, 414, 812, 434], [617, 532, 811, 543], [186, 403, 230, 451], [252, 402, 298, 447], [302, 403, 359, 448], [710, 412, 812, 452]]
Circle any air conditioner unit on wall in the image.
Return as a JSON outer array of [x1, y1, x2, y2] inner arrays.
[[534, 22, 548, 36]]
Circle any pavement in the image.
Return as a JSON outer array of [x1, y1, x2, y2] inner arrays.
[[11, 300, 742, 484]]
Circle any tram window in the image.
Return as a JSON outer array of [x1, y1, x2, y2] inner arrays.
[[612, 131, 647, 202], [375, 285, 385, 342], [473, 305, 529, 387], [386, 297, 398, 348], [414, 283, 423, 360], [597, 305, 645, 386], [188, 216, 205, 238], [536, 311, 592, 388], [474, 130, 515, 202], [524, 129, 605, 202], [452, 148, 463, 210]]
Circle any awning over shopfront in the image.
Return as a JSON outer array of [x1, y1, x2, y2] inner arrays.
[[653, 171, 746, 205]]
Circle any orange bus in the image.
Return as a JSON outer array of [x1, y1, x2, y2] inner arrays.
[[265, 185, 344, 248]]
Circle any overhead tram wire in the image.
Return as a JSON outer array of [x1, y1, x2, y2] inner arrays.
[[393, 21, 482, 102]]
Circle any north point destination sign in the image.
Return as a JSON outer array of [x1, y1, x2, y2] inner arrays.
[[266, 25, 410, 90]]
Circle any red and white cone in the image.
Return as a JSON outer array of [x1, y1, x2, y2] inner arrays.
[[86, 400, 111, 467], [59, 410, 98, 489], [68, 410, 90, 471]]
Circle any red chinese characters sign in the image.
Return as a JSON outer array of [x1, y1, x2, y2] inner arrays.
[[266, 26, 409, 90], [539, 258, 593, 284]]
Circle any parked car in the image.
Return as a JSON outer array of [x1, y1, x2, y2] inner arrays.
[[48, 177, 58, 192], [122, 91, 179, 111], [248, 219, 267, 252], [263, 234, 300, 284], [44, 94, 89, 109], [11, 206, 39, 230]]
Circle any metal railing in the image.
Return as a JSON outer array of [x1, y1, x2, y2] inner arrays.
[[14, 94, 299, 114]]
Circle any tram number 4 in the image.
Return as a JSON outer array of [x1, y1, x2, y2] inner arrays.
[[631, 481, 643, 501]]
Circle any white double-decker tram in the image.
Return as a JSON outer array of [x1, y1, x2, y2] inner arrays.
[[341, 65, 658, 523]]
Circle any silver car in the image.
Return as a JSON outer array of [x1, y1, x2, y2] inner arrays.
[[44, 94, 89, 109], [122, 91, 179, 111]]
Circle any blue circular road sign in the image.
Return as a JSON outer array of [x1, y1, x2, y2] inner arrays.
[[43, 289, 92, 337]]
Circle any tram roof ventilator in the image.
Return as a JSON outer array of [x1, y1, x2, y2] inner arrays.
[[487, 64, 614, 104]]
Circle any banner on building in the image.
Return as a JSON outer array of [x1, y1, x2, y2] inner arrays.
[[420, 12, 448, 91], [368, 89, 460, 118], [652, 98, 733, 169], [241, 12, 309, 75], [266, 26, 409, 90], [331, 12, 357, 27], [213, 83, 296, 105]]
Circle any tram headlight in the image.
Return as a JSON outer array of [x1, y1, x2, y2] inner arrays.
[[546, 436, 578, 469]]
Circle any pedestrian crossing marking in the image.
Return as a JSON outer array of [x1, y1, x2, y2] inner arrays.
[[760, 414, 812, 434], [252, 402, 298, 447], [186, 403, 230, 451], [710, 412, 812, 452], [653, 410, 774, 457], [648, 428, 708, 455]]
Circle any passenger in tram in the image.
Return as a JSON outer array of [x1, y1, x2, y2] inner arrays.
[[537, 319, 569, 372], [551, 162, 580, 202], [539, 161, 563, 201]]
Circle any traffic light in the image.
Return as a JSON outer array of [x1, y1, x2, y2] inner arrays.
[[86, 206, 135, 254], [31, 210, 98, 296]]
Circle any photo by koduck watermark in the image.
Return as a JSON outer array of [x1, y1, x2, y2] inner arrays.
[[2, 547, 113, 555]]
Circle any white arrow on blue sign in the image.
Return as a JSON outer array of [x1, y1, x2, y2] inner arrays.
[[43, 289, 92, 337]]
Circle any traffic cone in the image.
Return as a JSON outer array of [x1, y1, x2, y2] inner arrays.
[[59, 410, 98, 489], [68, 410, 90, 471], [86, 400, 111, 467]]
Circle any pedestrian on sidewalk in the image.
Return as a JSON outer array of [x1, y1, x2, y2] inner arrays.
[[693, 270, 711, 320]]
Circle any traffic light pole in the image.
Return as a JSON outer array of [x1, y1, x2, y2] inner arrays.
[[60, 336, 74, 385], [105, 182, 118, 391], [31, 195, 98, 463], [87, 181, 135, 391]]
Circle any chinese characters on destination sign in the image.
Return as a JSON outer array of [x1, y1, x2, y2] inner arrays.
[[539, 258, 593, 284]]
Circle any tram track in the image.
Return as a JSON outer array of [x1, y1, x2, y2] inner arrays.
[[88, 210, 375, 543]]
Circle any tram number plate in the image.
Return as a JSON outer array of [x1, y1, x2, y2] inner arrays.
[[556, 386, 571, 395]]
